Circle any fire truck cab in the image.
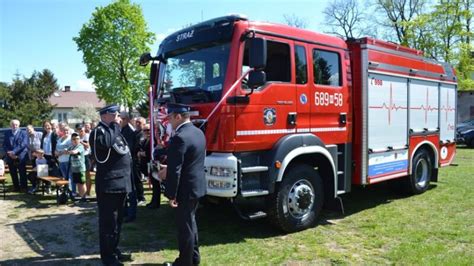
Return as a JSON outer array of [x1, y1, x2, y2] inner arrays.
[[141, 15, 457, 232]]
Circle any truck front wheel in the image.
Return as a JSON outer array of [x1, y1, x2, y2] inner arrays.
[[268, 164, 324, 232]]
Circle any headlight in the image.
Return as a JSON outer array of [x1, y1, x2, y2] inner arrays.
[[210, 166, 234, 177]]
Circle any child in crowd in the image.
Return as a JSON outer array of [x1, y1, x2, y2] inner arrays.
[[27, 149, 48, 194], [68, 133, 86, 201]]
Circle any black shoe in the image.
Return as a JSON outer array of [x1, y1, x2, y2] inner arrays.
[[117, 253, 132, 262]]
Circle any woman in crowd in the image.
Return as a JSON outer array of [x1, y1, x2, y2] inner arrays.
[[55, 126, 74, 195]]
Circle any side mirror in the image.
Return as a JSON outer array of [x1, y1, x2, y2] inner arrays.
[[249, 38, 267, 70], [139, 52, 153, 66], [247, 70, 266, 89]]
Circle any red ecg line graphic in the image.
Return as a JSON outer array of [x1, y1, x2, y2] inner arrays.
[[409, 87, 439, 124], [440, 89, 455, 123], [369, 83, 407, 125]]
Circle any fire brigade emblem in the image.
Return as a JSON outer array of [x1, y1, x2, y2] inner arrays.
[[263, 108, 276, 126], [300, 93, 308, 104], [440, 146, 448, 160]]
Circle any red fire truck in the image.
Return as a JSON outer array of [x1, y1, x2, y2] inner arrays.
[[140, 15, 457, 232]]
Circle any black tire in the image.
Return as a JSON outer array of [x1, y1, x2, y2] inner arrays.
[[407, 149, 433, 194], [267, 164, 324, 233], [468, 138, 474, 148]]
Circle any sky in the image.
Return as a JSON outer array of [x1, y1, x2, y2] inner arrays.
[[0, 0, 327, 91]]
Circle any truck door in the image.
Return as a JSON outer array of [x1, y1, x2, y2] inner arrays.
[[294, 42, 311, 132], [234, 37, 296, 151], [308, 46, 350, 144]]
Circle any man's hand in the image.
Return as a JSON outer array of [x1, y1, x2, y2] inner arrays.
[[169, 198, 178, 208]]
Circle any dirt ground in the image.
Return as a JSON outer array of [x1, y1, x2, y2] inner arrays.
[[0, 194, 103, 265]]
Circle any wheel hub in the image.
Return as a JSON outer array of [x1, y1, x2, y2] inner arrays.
[[287, 179, 315, 218], [415, 158, 428, 187]]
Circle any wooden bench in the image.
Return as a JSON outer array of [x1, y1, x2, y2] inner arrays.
[[0, 176, 6, 199], [38, 176, 70, 205], [38, 176, 61, 195]]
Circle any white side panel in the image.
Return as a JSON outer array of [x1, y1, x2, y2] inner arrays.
[[368, 150, 408, 177], [368, 74, 408, 150], [409, 80, 439, 132], [440, 84, 456, 142]]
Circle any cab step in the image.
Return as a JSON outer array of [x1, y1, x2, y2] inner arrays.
[[232, 200, 267, 220], [241, 189, 269, 197]]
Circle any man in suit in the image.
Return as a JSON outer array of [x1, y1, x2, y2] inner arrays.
[[119, 111, 138, 223], [89, 104, 133, 266], [161, 103, 206, 266], [3, 119, 28, 192], [132, 117, 147, 205]]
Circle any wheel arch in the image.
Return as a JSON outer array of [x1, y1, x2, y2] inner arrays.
[[410, 141, 439, 173], [265, 134, 338, 199], [280, 151, 337, 201]]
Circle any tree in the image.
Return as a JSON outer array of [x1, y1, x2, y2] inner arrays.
[[456, 43, 474, 90], [72, 102, 100, 123], [0, 82, 13, 127], [402, 0, 473, 90], [73, 0, 155, 111], [323, 0, 365, 39], [283, 14, 308, 29], [375, 0, 427, 46], [0, 70, 57, 127]]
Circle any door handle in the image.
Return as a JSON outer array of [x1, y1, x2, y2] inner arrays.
[[339, 113, 347, 125], [287, 112, 297, 125]]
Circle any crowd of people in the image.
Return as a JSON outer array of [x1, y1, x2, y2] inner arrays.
[[2, 117, 162, 207], [2, 101, 207, 266]]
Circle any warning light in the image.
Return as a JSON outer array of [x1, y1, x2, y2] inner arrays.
[[275, 160, 282, 169]]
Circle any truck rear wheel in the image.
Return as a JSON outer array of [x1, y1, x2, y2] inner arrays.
[[268, 164, 324, 232], [407, 149, 433, 194]]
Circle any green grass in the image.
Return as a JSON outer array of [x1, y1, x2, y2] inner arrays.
[[2, 147, 473, 264], [126, 147, 474, 265]]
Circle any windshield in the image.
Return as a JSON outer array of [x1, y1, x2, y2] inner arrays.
[[160, 43, 230, 104]]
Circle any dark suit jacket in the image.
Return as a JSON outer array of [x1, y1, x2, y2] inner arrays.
[[2, 129, 28, 164], [165, 122, 206, 202], [90, 121, 132, 194], [121, 124, 135, 151]]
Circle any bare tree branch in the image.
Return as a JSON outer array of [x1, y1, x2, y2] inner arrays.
[[283, 14, 308, 29], [323, 0, 364, 39]]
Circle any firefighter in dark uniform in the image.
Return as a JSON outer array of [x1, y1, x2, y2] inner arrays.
[[89, 104, 132, 266], [160, 103, 206, 266]]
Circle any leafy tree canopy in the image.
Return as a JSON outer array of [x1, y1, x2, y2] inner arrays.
[[73, 0, 155, 110], [0, 69, 58, 127]]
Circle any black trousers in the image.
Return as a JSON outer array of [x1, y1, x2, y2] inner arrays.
[[150, 177, 161, 206], [174, 199, 200, 266], [28, 171, 37, 188], [97, 192, 127, 265], [132, 163, 145, 201], [7, 160, 27, 190]]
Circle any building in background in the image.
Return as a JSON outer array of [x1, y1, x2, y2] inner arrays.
[[49, 86, 104, 124], [458, 90, 474, 122], [457, 70, 474, 123]]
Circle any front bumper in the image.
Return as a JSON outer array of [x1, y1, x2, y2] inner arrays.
[[205, 153, 238, 198]]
